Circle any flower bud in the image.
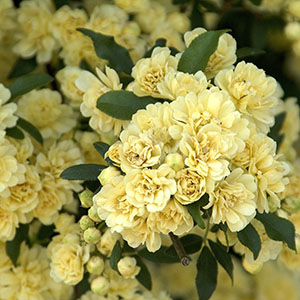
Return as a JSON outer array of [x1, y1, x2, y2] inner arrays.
[[285, 22, 300, 41], [167, 12, 190, 34], [98, 166, 121, 186], [91, 276, 109, 296], [83, 227, 101, 244], [165, 153, 185, 171], [86, 256, 105, 275], [288, 2, 300, 19], [117, 257, 141, 279], [79, 216, 94, 230], [282, 196, 300, 214], [88, 206, 101, 222], [79, 189, 94, 208], [96, 229, 120, 257], [242, 259, 262, 274]]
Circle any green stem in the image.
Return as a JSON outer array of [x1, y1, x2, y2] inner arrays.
[[203, 215, 211, 246]]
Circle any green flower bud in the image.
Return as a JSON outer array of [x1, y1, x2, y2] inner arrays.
[[86, 256, 105, 275], [79, 189, 94, 208], [165, 153, 185, 171], [83, 227, 101, 244], [98, 166, 121, 186], [91, 276, 109, 296], [88, 206, 101, 222], [79, 216, 94, 230]]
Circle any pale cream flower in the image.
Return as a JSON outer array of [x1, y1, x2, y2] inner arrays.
[[119, 123, 163, 172], [215, 61, 279, 133], [17, 89, 76, 140], [288, 1, 300, 19], [7, 134, 33, 164], [79, 291, 118, 300], [167, 11, 190, 34], [235, 219, 282, 266], [0, 242, 73, 300], [179, 124, 230, 192], [56, 66, 84, 108], [184, 27, 237, 79], [0, 83, 17, 135], [0, 204, 19, 241], [76, 66, 128, 135], [170, 89, 250, 158], [13, 0, 58, 63], [49, 233, 90, 285], [157, 70, 207, 101], [98, 166, 121, 186], [0, 0, 16, 43], [117, 257, 140, 279], [147, 198, 194, 235], [114, 0, 150, 13], [0, 137, 26, 198], [205, 168, 257, 232], [54, 213, 80, 236], [0, 242, 12, 272], [51, 5, 88, 47], [106, 141, 122, 167], [96, 228, 121, 257], [130, 47, 178, 98], [124, 164, 176, 212], [132, 102, 179, 153], [174, 167, 206, 205]]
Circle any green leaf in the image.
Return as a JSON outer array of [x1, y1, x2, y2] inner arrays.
[[256, 213, 296, 250], [16, 117, 43, 144], [138, 246, 180, 263], [187, 195, 208, 229], [60, 164, 106, 181], [110, 240, 122, 272], [134, 256, 152, 290], [6, 127, 25, 140], [236, 47, 266, 60], [178, 30, 229, 74], [77, 28, 133, 74], [93, 142, 113, 165], [249, 0, 262, 5], [8, 73, 53, 99], [237, 223, 261, 260], [199, 0, 220, 11], [54, 0, 69, 9], [166, 234, 203, 256], [8, 57, 37, 79], [6, 224, 29, 266], [208, 240, 233, 283], [196, 246, 218, 300], [75, 272, 90, 297], [97, 90, 158, 120], [268, 112, 285, 148], [191, 0, 204, 29]]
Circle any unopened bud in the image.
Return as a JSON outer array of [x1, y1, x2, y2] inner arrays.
[[167, 11, 190, 34], [98, 166, 121, 186], [86, 256, 105, 275], [117, 257, 141, 279], [79, 189, 94, 208], [242, 259, 262, 274], [91, 276, 109, 296], [285, 22, 300, 41], [165, 153, 185, 171], [88, 206, 101, 222], [282, 196, 300, 214], [79, 216, 94, 230], [83, 227, 101, 244]]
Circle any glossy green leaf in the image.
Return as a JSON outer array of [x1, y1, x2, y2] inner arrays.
[[178, 30, 228, 74], [8, 73, 53, 99], [256, 213, 296, 250], [93, 142, 113, 165], [16, 117, 43, 144], [191, 0, 204, 29], [60, 164, 106, 181], [166, 234, 203, 256], [110, 240, 122, 272], [236, 47, 265, 60], [237, 223, 261, 260], [8, 57, 37, 79], [6, 127, 25, 139], [209, 240, 233, 283], [187, 195, 208, 229], [138, 246, 180, 263], [97, 90, 158, 120], [77, 28, 133, 74], [134, 256, 152, 290], [196, 246, 218, 300], [6, 224, 29, 266]]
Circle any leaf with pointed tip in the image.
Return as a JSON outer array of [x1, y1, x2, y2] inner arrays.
[[134, 256, 152, 290], [93, 142, 114, 165], [166, 234, 203, 256], [256, 213, 296, 250], [97, 90, 158, 120], [77, 28, 133, 74], [268, 112, 285, 148], [6, 127, 24, 140], [236, 47, 265, 60], [8, 57, 37, 79], [178, 30, 229, 74], [237, 223, 261, 260], [110, 241, 122, 271], [196, 246, 218, 300], [209, 240, 233, 283], [8, 73, 53, 99], [187, 195, 208, 229], [60, 164, 106, 181], [17, 117, 43, 144], [138, 246, 180, 263]]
